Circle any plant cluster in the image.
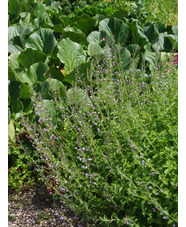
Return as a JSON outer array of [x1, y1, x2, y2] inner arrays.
[[8, 0, 178, 226], [8, 0, 178, 130], [19, 48, 178, 226]]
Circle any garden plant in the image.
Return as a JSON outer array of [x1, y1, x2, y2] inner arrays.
[[8, 0, 178, 226]]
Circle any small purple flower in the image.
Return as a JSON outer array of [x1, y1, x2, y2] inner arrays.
[[163, 216, 168, 219], [142, 160, 145, 166]]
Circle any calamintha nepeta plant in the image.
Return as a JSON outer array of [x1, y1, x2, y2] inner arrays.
[[20, 51, 178, 226]]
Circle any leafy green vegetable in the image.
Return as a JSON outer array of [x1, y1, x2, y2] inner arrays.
[[25, 28, 57, 54], [57, 38, 87, 74], [99, 18, 129, 46], [17, 48, 47, 68]]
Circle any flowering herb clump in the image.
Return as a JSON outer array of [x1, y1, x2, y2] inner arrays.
[[21, 51, 178, 226]]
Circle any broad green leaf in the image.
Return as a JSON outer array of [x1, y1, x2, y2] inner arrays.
[[143, 44, 156, 70], [144, 23, 159, 43], [155, 22, 166, 33], [22, 62, 48, 86], [32, 2, 46, 17], [26, 28, 56, 54], [19, 12, 31, 24], [129, 21, 148, 47], [88, 43, 102, 56], [62, 28, 86, 43], [42, 100, 57, 124], [87, 31, 100, 43], [64, 27, 84, 35], [13, 68, 25, 84], [8, 25, 31, 40], [47, 66, 64, 82], [152, 33, 164, 51], [34, 82, 50, 100], [75, 18, 97, 36], [8, 35, 26, 53], [53, 24, 64, 33], [18, 48, 47, 68], [8, 81, 23, 114], [127, 44, 141, 57], [64, 62, 91, 85], [8, 52, 21, 70], [111, 10, 128, 20], [103, 7, 113, 15], [164, 34, 178, 52], [8, 119, 16, 143], [21, 99, 33, 115], [116, 46, 131, 69], [46, 78, 66, 96], [8, 0, 20, 16], [66, 87, 91, 110], [57, 38, 86, 74], [20, 83, 32, 99], [8, 66, 16, 81], [99, 18, 129, 46], [31, 17, 46, 30], [172, 26, 178, 36]]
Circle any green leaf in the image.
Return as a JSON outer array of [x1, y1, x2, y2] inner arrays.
[[8, 119, 16, 143], [143, 44, 157, 70], [64, 27, 84, 35], [47, 66, 64, 82], [8, 66, 16, 81], [19, 12, 31, 24], [62, 29, 86, 44], [99, 18, 129, 46], [66, 87, 91, 110], [53, 24, 64, 33], [164, 34, 178, 52], [20, 83, 32, 99], [144, 23, 159, 43], [57, 38, 86, 74], [155, 22, 166, 33], [46, 78, 66, 94], [75, 18, 97, 36], [152, 33, 164, 51], [8, 52, 21, 70], [88, 43, 102, 56], [18, 48, 47, 68], [111, 10, 128, 20], [32, 2, 46, 17], [116, 46, 131, 69], [129, 21, 148, 47], [8, 25, 31, 41], [8, 36, 26, 53], [31, 16, 46, 30], [25, 28, 57, 54], [87, 31, 100, 43], [172, 26, 178, 36], [64, 62, 90, 85], [8, 0, 20, 16], [127, 44, 141, 57], [8, 81, 23, 114], [42, 100, 57, 124], [22, 62, 49, 86]]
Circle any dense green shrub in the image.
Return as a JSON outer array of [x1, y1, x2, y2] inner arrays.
[[20, 49, 178, 226]]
